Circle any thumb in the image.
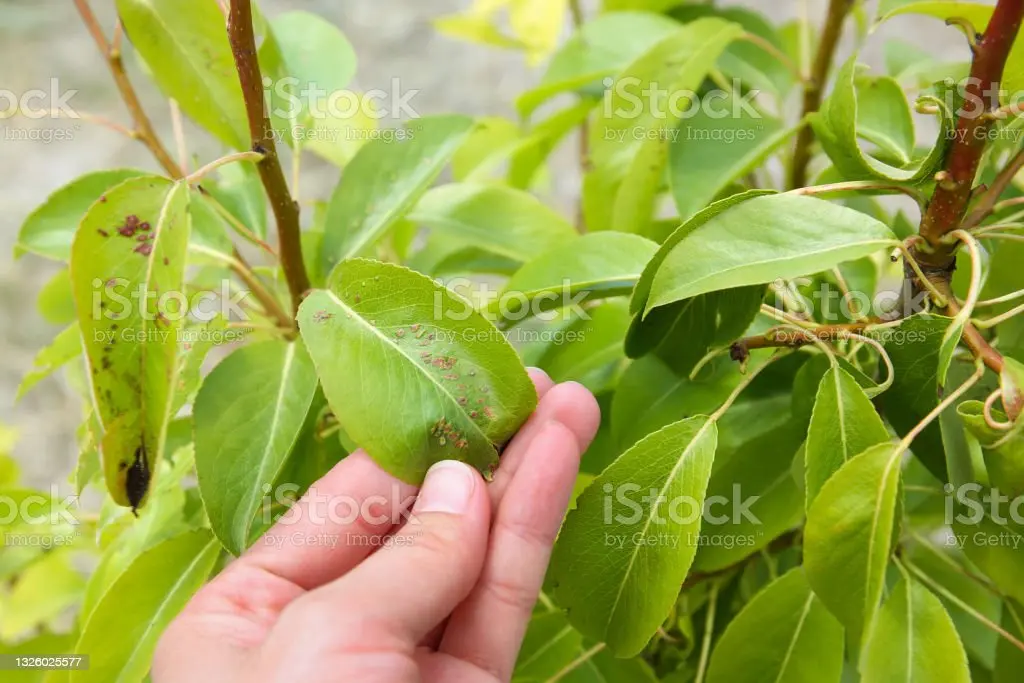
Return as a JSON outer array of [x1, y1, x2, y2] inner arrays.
[[278, 460, 492, 648]]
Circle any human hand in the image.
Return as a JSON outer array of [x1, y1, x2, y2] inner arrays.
[[153, 370, 600, 683]]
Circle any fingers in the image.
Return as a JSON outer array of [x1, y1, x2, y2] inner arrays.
[[265, 460, 492, 668], [242, 450, 418, 590], [439, 420, 590, 681], [489, 381, 600, 507], [154, 451, 417, 682]]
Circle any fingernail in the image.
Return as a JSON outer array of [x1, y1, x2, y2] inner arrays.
[[416, 460, 477, 514]]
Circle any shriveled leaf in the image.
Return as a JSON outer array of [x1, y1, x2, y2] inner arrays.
[[706, 569, 844, 683], [71, 530, 219, 683], [322, 115, 474, 272], [70, 177, 191, 510], [550, 417, 718, 656], [810, 56, 953, 183], [15, 170, 146, 261], [195, 340, 319, 555], [645, 194, 896, 312], [861, 575, 971, 683], [805, 365, 891, 507], [804, 442, 901, 646], [116, 0, 248, 149], [298, 259, 536, 482], [408, 183, 576, 262]]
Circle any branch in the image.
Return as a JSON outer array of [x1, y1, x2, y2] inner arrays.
[[917, 0, 1024, 265], [228, 0, 311, 313], [73, 0, 181, 178], [963, 146, 1024, 228], [730, 322, 873, 362], [787, 0, 854, 189]]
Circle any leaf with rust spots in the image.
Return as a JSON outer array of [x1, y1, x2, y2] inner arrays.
[[298, 258, 537, 483], [70, 176, 192, 510]]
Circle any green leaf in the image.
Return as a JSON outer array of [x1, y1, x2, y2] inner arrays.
[[203, 161, 267, 240], [17, 323, 82, 400], [0, 550, 85, 641], [805, 365, 891, 507], [321, 115, 474, 272], [625, 287, 764, 375], [861, 575, 971, 682], [407, 183, 576, 262], [958, 401, 1024, 499], [587, 18, 743, 232], [645, 194, 896, 312], [810, 56, 953, 183], [706, 569, 844, 683], [298, 259, 537, 482], [669, 107, 797, 220], [536, 300, 631, 394], [70, 177, 191, 509], [15, 170, 147, 261], [497, 232, 658, 326], [516, 11, 681, 117], [195, 340, 319, 555], [550, 416, 718, 656], [631, 189, 774, 315], [116, 0, 248, 149], [260, 11, 374, 167], [37, 269, 77, 325], [879, 2, 1024, 102], [882, 314, 957, 482], [71, 530, 219, 683], [955, 513, 1024, 607], [611, 353, 770, 449], [692, 420, 805, 572], [804, 442, 901, 646]]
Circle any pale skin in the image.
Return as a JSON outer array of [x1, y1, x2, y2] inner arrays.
[[154, 369, 600, 683]]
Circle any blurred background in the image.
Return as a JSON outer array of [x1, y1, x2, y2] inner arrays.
[[0, 0, 967, 489]]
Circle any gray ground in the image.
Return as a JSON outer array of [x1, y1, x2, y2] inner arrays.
[[0, 0, 951, 488]]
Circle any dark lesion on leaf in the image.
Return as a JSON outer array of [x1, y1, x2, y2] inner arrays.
[[125, 443, 151, 516]]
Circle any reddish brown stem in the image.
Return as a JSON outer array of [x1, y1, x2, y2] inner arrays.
[[787, 0, 854, 189], [963, 147, 1024, 228], [73, 0, 181, 179], [918, 0, 1024, 264], [228, 0, 310, 313], [730, 322, 872, 362]]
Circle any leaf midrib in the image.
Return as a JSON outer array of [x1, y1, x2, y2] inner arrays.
[[651, 237, 896, 310], [321, 290, 493, 448], [604, 418, 714, 634], [237, 342, 298, 547]]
